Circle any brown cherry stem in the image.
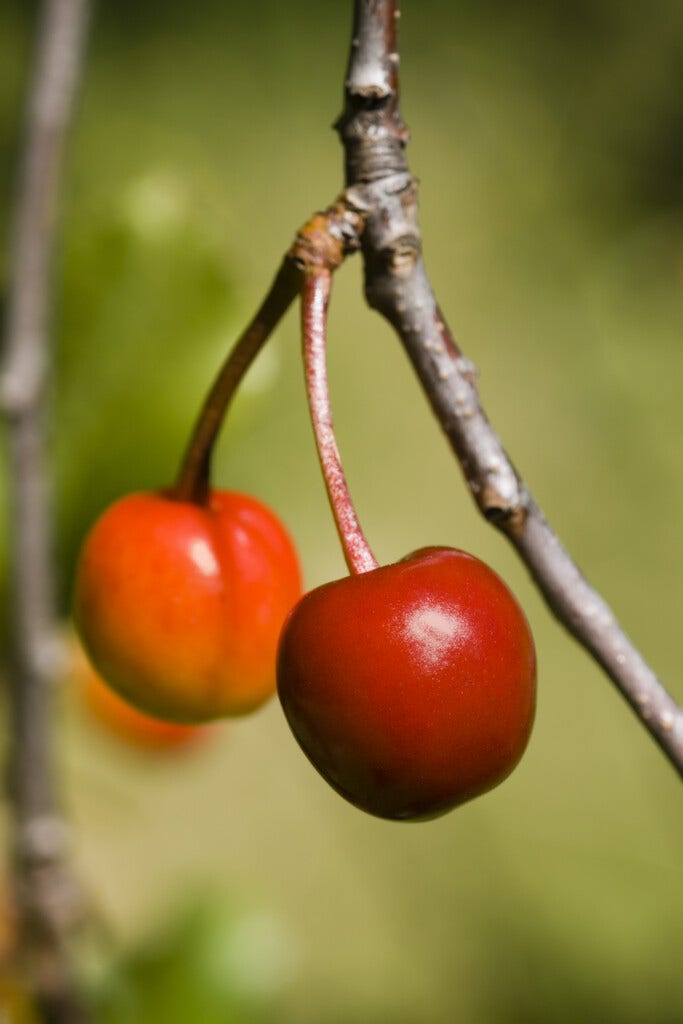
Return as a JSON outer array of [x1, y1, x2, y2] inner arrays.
[[301, 271, 378, 576], [173, 259, 301, 504]]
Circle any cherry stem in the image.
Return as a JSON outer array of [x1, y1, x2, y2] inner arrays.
[[173, 259, 300, 504], [301, 271, 379, 576]]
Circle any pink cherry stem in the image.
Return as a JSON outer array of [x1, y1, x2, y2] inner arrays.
[[301, 272, 379, 576]]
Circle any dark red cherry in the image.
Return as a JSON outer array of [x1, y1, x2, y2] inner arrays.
[[276, 547, 536, 820]]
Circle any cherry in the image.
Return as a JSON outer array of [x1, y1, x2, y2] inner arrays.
[[73, 261, 304, 723], [70, 634, 207, 751], [276, 271, 536, 820], [74, 489, 301, 722], [83, 663, 206, 751], [277, 547, 535, 819]]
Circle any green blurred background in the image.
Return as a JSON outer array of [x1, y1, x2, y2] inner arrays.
[[2, 1, 683, 1021]]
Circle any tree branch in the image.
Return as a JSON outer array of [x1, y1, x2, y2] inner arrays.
[[1, 0, 92, 1018], [336, 0, 683, 775]]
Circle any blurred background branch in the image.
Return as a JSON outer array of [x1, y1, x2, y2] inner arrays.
[[1, 0, 91, 1019]]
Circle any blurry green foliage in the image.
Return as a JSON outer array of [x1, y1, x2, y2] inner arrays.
[[54, 170, 237, 603], [91, 897, 285, 1024]]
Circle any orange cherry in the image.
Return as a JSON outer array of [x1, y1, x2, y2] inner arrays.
[[74, 489, 302, 723], [72, 638, 205, 751]]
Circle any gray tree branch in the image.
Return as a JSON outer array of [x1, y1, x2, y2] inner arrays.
[[1, 0, 92, 1019], [336, 0, 683, 776]]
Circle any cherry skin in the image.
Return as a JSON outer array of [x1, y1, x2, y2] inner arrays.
[[69, 634, 207, 751], [83, 667, 207, 751], [277, 547, 536, 820], [74, 489, 302, 723]]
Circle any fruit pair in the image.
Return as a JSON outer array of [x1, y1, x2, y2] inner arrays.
[[74, 245, 536, 821]]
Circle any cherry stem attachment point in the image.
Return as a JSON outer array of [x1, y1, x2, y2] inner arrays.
[[301, 271, 378, 576], [173, 259, 300, 505]]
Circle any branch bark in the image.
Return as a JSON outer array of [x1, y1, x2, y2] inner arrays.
[[335, 0, 683, 775], [1, 0, 92, 1019]]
